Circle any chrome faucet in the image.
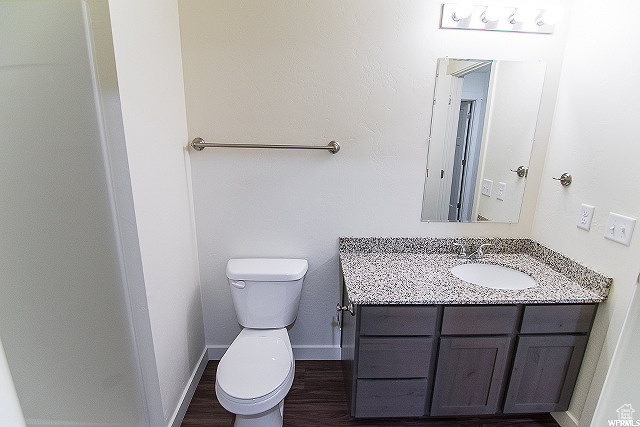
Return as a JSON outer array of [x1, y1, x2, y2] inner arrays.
[[469, 243, 493, 260], [453, 243, 468, 258], [453, 242, 492, 260]]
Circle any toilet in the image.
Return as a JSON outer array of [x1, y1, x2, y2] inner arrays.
[[215, 258, 308, 427]]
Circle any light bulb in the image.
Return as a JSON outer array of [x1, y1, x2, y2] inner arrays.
[[536, 9, 560, 26], [509, 7, 536, 24], [452, 3, 473, 22], [480, 5, 501, 23]]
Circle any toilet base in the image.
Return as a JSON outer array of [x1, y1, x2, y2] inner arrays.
[[234, 399, 284, 427]]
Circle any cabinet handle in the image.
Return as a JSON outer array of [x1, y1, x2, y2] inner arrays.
[[337, 303, 355, 316]]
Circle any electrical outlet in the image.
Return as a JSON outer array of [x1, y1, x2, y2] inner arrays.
[[481, 179, 493, 197], [496, 182, 506, 201], [577, 204, 595, 231], [604, 212, 636, 246]]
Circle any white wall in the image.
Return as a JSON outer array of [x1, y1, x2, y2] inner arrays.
[[476, 61, 546, 222], [108, 0, 205, 424], [592, 286, 640, 425], [178, 0, 572, 357], [530, 1, 640, 425]]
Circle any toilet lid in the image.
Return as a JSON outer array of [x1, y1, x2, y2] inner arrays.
[[217, 329, 292, 400]]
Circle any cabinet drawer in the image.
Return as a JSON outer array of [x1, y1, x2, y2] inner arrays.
[[355, 379, 428, 418], [441, 305, 518, 335], [358, 337, 434, 378], [360, 305, 438, 336], [520, 304, 596, 334]]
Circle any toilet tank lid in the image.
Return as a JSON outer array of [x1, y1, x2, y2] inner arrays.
[[226, 258, 308, 281]]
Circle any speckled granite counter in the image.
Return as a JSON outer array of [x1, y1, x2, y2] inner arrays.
[[339, 237, 612, 305]]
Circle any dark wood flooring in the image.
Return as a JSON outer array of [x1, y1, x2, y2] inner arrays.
[[181, 360, 559, 426]]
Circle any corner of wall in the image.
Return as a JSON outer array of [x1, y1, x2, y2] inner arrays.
[[530, 1, 640, 425], [109, 0, 206, 423], [167, 347, 208, 427], [552, 410, 579, 427]]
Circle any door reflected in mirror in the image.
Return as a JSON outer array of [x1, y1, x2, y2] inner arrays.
[[421, 58, 546, 223]]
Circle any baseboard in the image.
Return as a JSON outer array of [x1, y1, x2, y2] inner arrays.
[[551, 410, 579, 427], [168, 347, 208, 427], [207, 345, 228, 360], [292, 345, 341, 360], [207, 344, 341, 361]]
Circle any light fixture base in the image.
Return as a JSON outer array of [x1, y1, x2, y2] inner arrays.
[[440, 3, 556, 34]]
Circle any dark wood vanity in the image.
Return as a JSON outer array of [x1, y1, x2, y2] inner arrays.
[[338, 236, 611, 419], [341, 302, 596, 418]]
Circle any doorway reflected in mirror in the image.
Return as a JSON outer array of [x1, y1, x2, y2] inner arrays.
[[421, 58, 546, 223]]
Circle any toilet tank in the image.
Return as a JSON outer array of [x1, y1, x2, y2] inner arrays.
[[226, 258, 308, 329]]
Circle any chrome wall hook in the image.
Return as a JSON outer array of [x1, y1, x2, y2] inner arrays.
[[552, 173, 572, 186], [510, 166, 528, 177]]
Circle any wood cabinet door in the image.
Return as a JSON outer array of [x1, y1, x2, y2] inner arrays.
[[430, 336, 512, 416], [504, 335, 588, 413]]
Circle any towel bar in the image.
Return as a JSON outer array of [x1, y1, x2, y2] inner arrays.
[[190, 137, 340, 154]]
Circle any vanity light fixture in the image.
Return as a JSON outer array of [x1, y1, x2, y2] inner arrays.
[[440, 3, 557, 34]]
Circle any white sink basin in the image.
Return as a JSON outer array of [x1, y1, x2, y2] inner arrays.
[[450, 263, 536, 290]]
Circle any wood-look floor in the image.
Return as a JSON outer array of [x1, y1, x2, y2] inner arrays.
[[181, 360, 559, 427]]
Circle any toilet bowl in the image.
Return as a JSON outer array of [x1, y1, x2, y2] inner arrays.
[[215, 258, 307, 427], [216, 328, 294, 423]]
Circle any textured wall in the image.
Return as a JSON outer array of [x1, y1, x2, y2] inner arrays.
[[530, 1, 640, 425], [179, 0, 571, 356]]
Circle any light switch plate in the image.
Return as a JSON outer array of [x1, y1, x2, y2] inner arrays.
[[577, 204, 595, 231], [496, 182, 506, 201], [604, 212, 636, 246], [481, 179, 493, 197]]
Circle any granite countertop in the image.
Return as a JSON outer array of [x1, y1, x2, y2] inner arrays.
[[339, 237, 612, 305]]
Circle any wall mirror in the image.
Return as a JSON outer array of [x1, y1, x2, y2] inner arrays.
[[421, 58, 546, 223]]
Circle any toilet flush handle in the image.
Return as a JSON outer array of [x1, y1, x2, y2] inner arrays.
[[230, 280, 246, 289]]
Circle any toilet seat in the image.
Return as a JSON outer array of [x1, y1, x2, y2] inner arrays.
[[216, 328, 294, 415]]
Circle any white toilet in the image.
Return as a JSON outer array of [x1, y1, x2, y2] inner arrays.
[[215, 258, 308, 427]]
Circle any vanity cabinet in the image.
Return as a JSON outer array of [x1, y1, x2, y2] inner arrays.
[[341, 301, 597, 418], [430, 306, 517, 416], [503, 304, 595, 413]]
